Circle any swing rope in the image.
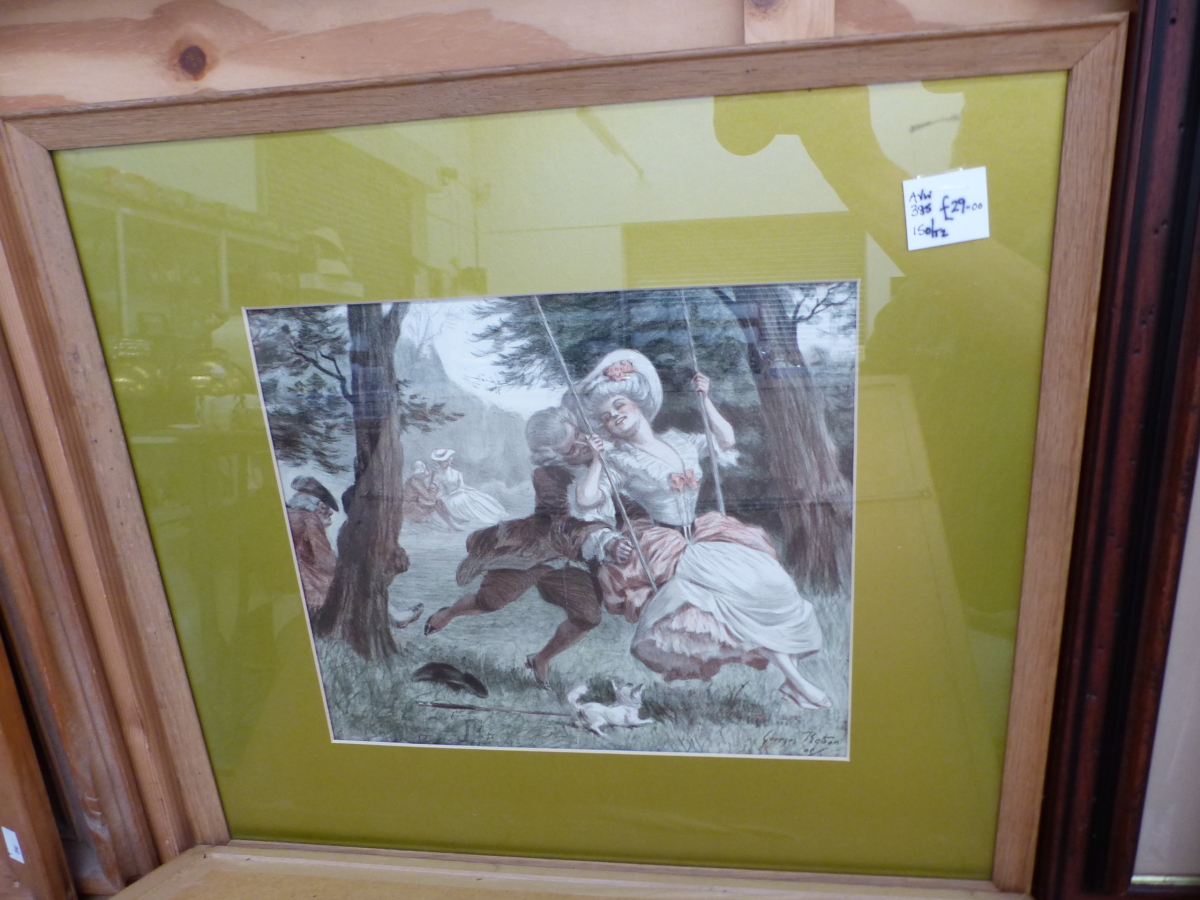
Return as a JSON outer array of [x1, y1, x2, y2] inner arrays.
[[679, 296, 726, 515], [531, 296, 658, 593]]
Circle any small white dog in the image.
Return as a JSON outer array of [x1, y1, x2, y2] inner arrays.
[[567, 681, 655, 737]]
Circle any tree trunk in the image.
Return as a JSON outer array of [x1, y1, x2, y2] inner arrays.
[[315, 406, 409, 658], [726, 284, 853, 596], [313, 304, 409, 659]]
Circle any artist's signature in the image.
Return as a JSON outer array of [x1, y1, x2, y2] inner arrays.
[[760, 731, 845, 755]]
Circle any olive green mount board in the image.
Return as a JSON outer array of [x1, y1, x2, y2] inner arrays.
[[55, 72, 1060, 878]]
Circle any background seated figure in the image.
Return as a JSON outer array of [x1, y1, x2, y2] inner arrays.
[[429, 447, 507, 528], [403, 460, 455, 527]]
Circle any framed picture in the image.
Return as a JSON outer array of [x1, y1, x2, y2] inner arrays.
[[0, 13, 1127, 897], [243, 280, 858, 758]]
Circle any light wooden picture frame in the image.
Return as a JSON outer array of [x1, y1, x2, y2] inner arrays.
[[0, 14, 1126, 898]]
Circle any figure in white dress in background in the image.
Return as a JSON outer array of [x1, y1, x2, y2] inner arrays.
[[429, 448, 507, 528], [573, 350, 831, 710], [403, 460, 456, 528]]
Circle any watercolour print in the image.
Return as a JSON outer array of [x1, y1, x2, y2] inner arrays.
[[246, 281, 857, 758]]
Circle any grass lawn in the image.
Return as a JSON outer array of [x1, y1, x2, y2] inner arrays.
[[315, 521, 851, 758]]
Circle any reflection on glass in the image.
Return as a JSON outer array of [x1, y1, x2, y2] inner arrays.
[[55, 72, 1065, 876]]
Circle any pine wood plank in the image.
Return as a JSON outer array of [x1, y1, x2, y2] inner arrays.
[[9, 16, 1121, 151], [0, 0, 741, 115], [108, 843, 1021, 900], [232, 840, 1009, 894], [0, 124, 229, 862], [0, 0, 1133, 115], [744, 0, 836, 42], [990, 17, 1129, 894], [835, 0, 1131, 36]]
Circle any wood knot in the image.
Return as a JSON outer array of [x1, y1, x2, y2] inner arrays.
[[177, 44, 208, 79]]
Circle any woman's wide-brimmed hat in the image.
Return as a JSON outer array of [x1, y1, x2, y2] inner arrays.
[[571, 349, 663, 426], [430, 448, 456, 462]]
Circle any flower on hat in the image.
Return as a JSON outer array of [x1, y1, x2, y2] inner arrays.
[[603, 359, 636, 382]]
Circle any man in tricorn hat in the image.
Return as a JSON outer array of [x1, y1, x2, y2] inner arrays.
[[285, 475, 340, 616]]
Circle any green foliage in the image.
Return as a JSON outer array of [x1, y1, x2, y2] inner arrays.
[[394, 378, 463, 434], [247, 303, 463, 474], [792, 281, 857, 331], [249, 305, 350, 380], [311, 466, 852, 758], [259, 370, 354, 474], [470, 286, 859, 532], [250, 306, 354, 473], [472, 289, 751, 398]]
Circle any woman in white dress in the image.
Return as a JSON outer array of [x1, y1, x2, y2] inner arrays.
[[429, 449, 507, 528], [573, 350, 830, 710]]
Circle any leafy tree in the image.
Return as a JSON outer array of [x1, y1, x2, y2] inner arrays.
[[473, 286, 855, 595], [473, 289, 750, 414], [792, 281, 858, 330], [248, 302, 462, 659], [724, 283, 854, 595], [251, 307, 353, 474]]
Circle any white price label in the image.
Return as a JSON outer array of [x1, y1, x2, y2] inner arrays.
[[3, 827, 23, 864], [902, 167, 990, 251]]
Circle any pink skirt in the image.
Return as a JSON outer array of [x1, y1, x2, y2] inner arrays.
[[598, 512, 814, 681]]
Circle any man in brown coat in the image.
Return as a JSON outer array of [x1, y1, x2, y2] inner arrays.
[[286, 475, 339, 616], [424, 407, 632, 686]]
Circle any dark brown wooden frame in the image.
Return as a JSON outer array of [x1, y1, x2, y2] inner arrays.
[[0, 16, 1131, 899], [1036, 1, 1200, 899]]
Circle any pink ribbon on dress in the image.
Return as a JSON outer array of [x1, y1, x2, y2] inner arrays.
[[669, 469, 700, 492]]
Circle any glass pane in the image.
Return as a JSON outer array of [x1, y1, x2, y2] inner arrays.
[[55, 70, 1066, 877]]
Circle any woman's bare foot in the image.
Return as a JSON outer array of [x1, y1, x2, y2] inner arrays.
[[765, 650, 831, 710], [779, 681, 831, 710]]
